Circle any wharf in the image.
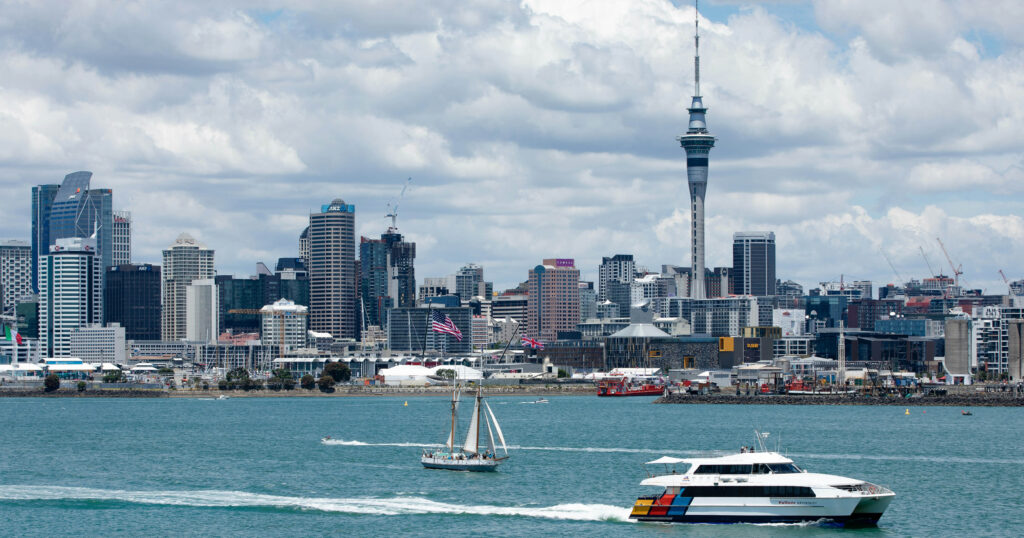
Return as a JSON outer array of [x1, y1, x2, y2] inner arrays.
[[655, 391, 1024, 407]]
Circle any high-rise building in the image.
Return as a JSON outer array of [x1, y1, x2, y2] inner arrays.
[[161, 233, 215, 341], [492, 294, 528, 324], [579, 281, 597, 321], [527, 258, 580, 342], [112, 211, 131, 265], [664, 296, 759, 337], [260, 298, 308, 353], [599, 254, 635, 302], [455, 263, 485, 300], [386, 306, 471, 354], [70, 323, 126, 364], [47, 172, 113, 274], [39, 237, 103, 357], [299, 226, 310, 265], [308, 199, 357, 340], [186, 278, 219, 343], [105, 264, 161, 340], [360, 231, 415, 329], [732, 232, 776, 296], [1, 240, 32, 316], [678, 8, 715, 299], [31, 183, 60, 293]]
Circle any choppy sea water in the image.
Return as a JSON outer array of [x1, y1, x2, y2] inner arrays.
[[1, 396, 1021, 536]]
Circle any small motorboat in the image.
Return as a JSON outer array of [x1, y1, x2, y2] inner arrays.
[[217, 394, 230, 400], [533, 398, 549, 404], [961, 410, 973, 416]]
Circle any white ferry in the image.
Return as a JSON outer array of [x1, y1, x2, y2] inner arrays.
[[630, 434, 894, 526]]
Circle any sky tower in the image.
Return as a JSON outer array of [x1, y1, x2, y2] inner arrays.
[[678, 0, 715, 299]]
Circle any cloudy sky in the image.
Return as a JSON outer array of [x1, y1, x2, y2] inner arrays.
[[1, 0, 1022, 294]]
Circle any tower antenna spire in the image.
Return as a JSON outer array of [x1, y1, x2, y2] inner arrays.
[[694, 0, 701, 97]]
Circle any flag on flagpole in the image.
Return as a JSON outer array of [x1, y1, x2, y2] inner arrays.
[[430, 310, 463, 341], [521, 336, 544, 349], [4, 325, 23, 345]]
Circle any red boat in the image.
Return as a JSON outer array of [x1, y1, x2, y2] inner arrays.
[[597, 376, 665, 397]]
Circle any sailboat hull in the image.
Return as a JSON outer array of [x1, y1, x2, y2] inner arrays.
[[421, 455, 502, 472]]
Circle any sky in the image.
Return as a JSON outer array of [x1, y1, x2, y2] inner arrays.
[[1, 0, 1022, 295]]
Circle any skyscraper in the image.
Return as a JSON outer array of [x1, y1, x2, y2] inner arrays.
[[161, 233, 215, 341], [39, 237, 103, 357], [678, 7, 715, 299], [360, 231, 416, 329], [112, 211, 131, 265], [0, 240, 32, 316], [47, 172, 113, 274], [455, 263, 484, 300], [598, 254, 635, 303], [186, 278, 219, 343], [732, 232, 776, 296], [104, 264, 161, 340], [527, 259, 580, 342], [31, 184, 59, 292], [308, 199, 357, 340]]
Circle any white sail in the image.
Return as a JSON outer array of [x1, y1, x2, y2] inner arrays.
[[463, 395, 481, 454], [445, 386, 461, 450], [483, 406, 496, 455], [484, 401, 507, 456]]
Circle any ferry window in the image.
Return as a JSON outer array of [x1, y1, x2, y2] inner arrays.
[[694, 464, 753, 474], [768, 463, 800, 473], [754, 463, 771, 474]]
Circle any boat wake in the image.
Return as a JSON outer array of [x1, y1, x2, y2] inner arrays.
[[0, 485, 631, 522], [321, 440, 1024, 465]]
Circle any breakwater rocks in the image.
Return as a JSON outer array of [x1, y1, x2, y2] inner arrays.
[[654, 392, 1024, 407]]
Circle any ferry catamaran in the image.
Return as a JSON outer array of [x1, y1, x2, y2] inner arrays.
[[630, 432, 894, 526], [421, 385, 509, 471]]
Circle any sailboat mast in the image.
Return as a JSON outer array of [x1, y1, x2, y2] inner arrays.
[[449, 383, 457, 452], [475, 388, 482, 453]]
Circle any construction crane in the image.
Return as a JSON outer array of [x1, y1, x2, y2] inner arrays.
[[385, 177, 412, 232], [879, 248, 904, 286], [999, 269, 1019, 297], [919, 246, 937, 279], [228, 306, 309, 365], [936, 237, 963, 298]]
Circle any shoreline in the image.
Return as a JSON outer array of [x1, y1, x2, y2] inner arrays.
[[655, 392, 1024, 407], [0, 384, 596, 399]]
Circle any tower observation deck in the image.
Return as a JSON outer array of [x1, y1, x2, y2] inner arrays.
[[678, 0, 715, 299]]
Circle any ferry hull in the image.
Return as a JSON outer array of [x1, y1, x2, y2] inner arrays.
[[630, 495, 892, 527], [631, 513, 884, 526]]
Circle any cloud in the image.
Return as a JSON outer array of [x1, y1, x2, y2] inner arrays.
[[0, 0, 1020, 297]]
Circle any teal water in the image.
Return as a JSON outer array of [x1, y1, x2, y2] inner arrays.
[[1, 396, 1021, 536]]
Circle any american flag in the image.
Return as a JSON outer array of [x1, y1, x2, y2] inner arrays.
[[431, 310, 463, 341], [521, 336, 544, 349]]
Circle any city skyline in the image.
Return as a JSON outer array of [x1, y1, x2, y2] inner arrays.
[[0, 1, 1021, 294]]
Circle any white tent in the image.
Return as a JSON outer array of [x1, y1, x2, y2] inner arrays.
[[428, 364, 482, 381], [100, 363, 121, 371], [378, 364, 434, 386]]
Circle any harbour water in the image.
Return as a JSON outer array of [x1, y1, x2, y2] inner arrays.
[[1, 395, 1021, 536]]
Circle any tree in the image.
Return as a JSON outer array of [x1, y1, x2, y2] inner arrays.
[[436, 368, 456, 380], [557, 368, 569, 379], [226, 368, 250, 382], [77, 380, 87, 392], [324, 362, 351, 383], [43, 374, 60, 392], [267, 368, 295, 391], [242, 377, 264, 391], [103, 370, 125, 383], [301, 374, 316, 390], [317, 375, 336, 392], [157, 367, 174, 375]]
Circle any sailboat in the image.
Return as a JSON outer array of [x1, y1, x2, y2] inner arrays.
[[421, 384, 509, 471]]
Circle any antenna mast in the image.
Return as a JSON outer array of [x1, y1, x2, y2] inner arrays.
[[694, 0, 701, 97]]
